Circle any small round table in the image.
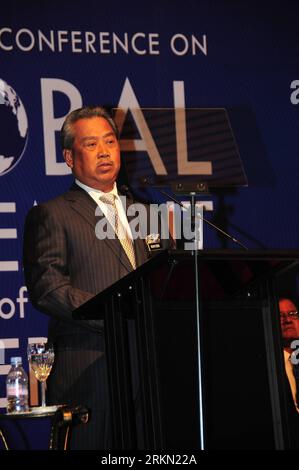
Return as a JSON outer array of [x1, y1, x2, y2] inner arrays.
[[0, 405, 89, 450]]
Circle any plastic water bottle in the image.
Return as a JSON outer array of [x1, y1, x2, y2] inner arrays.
[[6, 357, 29, 413]]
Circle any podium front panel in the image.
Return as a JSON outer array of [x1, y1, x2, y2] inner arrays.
[[73, 250, 299, 449]]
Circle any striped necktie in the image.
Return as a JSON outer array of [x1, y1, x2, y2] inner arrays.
[[100, 193, 137, 270]]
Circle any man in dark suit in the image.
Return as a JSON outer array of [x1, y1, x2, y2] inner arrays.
[[23, 106, 168, 449], [279, 297, 299, 448]]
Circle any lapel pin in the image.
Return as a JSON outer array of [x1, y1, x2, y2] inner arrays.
[[145, 233, 162, 251]]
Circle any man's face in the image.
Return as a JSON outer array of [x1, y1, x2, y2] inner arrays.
[[279, 298, 299, 342], [64, 116, 121, 192]]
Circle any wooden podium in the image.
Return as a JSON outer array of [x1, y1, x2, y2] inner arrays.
[[73, 249, 299, 450]]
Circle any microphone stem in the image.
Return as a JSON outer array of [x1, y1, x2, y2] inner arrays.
[[159, 189, 248, 250]]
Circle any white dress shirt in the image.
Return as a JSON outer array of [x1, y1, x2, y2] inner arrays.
[[75, 179, 134, 240]]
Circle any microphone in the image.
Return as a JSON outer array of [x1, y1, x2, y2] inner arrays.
[[139, 176, 248, 250], [120, 184, 130, 193], [119, 184, 133, 198], [140, 177, 149, 185]]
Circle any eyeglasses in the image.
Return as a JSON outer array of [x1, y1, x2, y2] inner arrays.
[[280, 311, 299, 320]]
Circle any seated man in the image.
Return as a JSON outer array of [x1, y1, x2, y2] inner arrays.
[[279, 297, 299, 413], [279, 297, 299, 449]]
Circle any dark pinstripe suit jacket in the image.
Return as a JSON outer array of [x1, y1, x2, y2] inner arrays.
[[23, 182, 152, 335], [23, 182, 162, 449]]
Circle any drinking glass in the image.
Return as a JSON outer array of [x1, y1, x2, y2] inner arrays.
[[27, 342, 55, 407]]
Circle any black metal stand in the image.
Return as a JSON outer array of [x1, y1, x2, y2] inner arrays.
[[0, 405, 89, 450]]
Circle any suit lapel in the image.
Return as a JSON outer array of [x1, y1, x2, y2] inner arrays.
[[64, 183, 133, 273], [64, 183, 98, 230]]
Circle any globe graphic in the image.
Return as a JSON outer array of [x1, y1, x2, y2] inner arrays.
[[0, 79, 28, 176]]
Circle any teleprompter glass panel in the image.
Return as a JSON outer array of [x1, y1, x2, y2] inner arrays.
[[114, 108, 248, 189]]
